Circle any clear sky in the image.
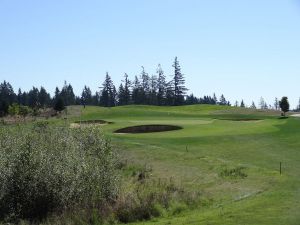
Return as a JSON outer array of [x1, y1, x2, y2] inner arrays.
[[0, 0, 300, 108]]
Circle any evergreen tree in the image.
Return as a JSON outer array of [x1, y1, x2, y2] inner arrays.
[[172, 57, 187, 105], [132, 75, 143, 104], [92, 91, 101, 105], [279, 96, 289, 116], [38, 86, 51, 108], [17, 88, 22, 105], [234, 101, 239, 107], [54, 87, 60, 99], [274, 97, 279, 111], [0, 81, 16, 115], [259, 97, 266, 110], [212, 93, 218, 105], [60, 81, 76, 106], [54, 98, 65, 112], [186, 94, 199, 105], [149, 75, 158, 105], [27, 87, 40, 108], [118, 73, 131, 105], [250, 101, 256, 109], [100, 72, 116, 107], [21, 91, 28, 106], [140, 66, 150, 104], [157, 64, 167, 105], [240, 100, 245, 108], [165, 81, 175, 106], [117, 84, 126, 106], [81, 85, 93, 105], [219, 94, 227, 105], [123, 73, 131, 105]]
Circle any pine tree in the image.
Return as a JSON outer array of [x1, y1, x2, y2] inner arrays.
[[132, 76, 143, 104], [81, 86, 93, 105], [219, 94, 227, 105], [213, 93, 218, 105], [140, 66, 150, 104], [117, 83, 126, 106], [240, 100, 245, 108], [38, 86, 51, 108], [234, 101, 239, 107], [157, 64, 166, 105], [0, 81, 16, 115], [259, 97, 266, 110], [124, 73, 131, 104], [54, 98, 65, 112], [149, 75, 158, 105], [100, 72, 116, 107], [17, 88, 22, 105], [27, 87, 40, 108], [165, 81, 175, 106], [274, 97, 279, 110], [279, 97, 289, 116], [250, 101, 256, 109], [172, 57, 187, 105]]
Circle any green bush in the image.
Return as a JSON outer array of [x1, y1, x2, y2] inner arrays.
[[0, 126, 119, 222]]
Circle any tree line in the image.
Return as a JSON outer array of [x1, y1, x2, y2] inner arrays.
[[0, 57, 296, 116]]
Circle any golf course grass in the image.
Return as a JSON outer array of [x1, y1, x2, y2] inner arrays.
[[70, 105, 299, 225]]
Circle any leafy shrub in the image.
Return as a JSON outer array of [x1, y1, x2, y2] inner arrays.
[[0, 126, 119, 222]]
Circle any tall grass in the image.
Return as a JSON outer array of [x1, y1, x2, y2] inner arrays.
[[0, 124, 119, 222]]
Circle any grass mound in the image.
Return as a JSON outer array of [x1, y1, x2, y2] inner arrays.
[[114, 124, 183, 134]]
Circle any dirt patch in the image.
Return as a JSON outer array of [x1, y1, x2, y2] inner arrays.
[[114, 124, 183, 134]]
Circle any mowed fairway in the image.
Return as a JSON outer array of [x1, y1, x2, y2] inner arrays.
[[75, 105, 300, 225]]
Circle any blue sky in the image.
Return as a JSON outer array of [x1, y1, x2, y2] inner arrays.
[[0, 0, 300, 107]]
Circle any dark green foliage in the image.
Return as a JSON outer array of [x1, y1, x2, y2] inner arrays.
[[118, 74, 131, 105], [156, 64, 166, 105], [60, 81, 76, 106], [219, 94, 227, 105], [240, 100, 245, 108], [0, 81, 15, 116], [53, 98, 65, 112], [27, 87, 39, 108], [81, 85, 93, 105], [38, 86, 51, 108], [100, 73, 117, 107], [172, 57, 187, 105], [279, 96, 290, 116]]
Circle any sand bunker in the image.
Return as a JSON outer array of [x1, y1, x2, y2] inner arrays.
[[114, 124, 182, 134], [70, 120, 112, 128]]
